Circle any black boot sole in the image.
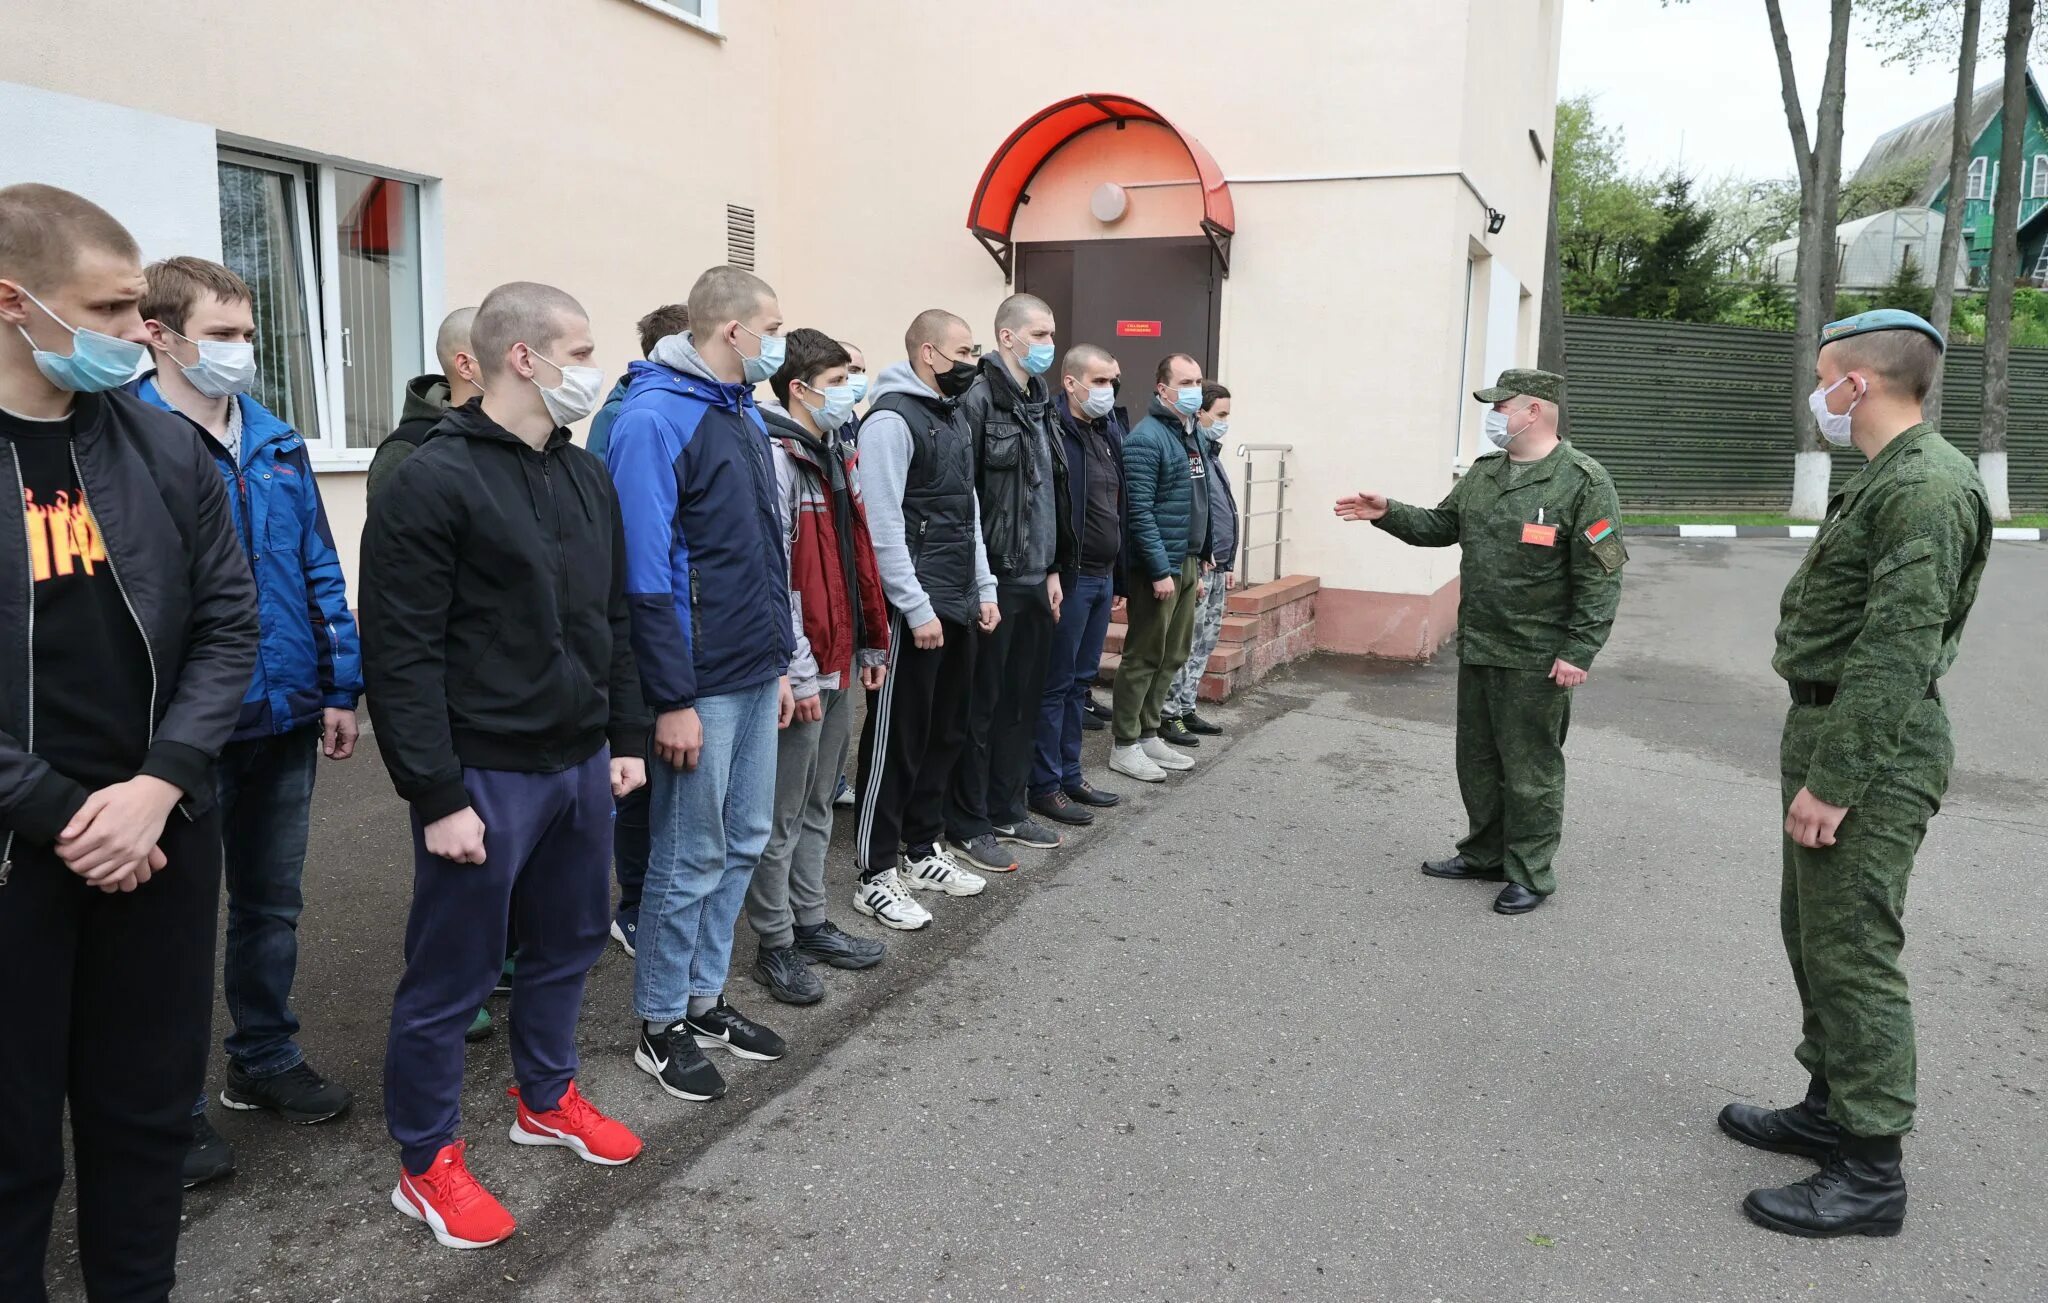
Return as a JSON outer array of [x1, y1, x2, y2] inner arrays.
[[182, 1160, 236, 1191], [1741, 1195, 1903, 1238], [750, 964, 825, 1006], [1421, 862, 1506, 881], [1716, 1110, 1836, 1161], [219, 1091, 352, 1126]]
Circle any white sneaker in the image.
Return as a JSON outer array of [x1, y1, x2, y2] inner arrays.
[[852, 868, 932, 931], [901, 846, 987, 896], [1140, 736, 1195, 771], [1110, 743, 1167, 783]]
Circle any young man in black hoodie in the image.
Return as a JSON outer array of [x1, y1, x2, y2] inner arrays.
[[367, 306, 479, 499], [362, 281, 649, 1251], [0, 184, 259, 1303], [945, 293, 1074, 867]]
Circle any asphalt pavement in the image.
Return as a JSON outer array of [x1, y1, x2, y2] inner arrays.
[[45, 539, 2048, 1302]]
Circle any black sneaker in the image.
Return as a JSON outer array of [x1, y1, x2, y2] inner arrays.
[[1030, 790, 1094, 827], [992, 817, 1063, 849], [1081, 711, 1107, 732], [793, 920, 886, 970], [635, 1021, 727, 1101], [183, 1113, 236, 1189], [1064, 781, 1121, 808], [1159, 716, 1202, 747], [1084, 694, 1113, 722], [1182, 710, 1224, 736], [751, 944, 826, 1005], [220, 1060, 353, 1124], [687, 998, 788, 1062]]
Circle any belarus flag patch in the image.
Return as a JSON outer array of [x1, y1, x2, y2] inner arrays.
[[1584, 519, 1615, 545]]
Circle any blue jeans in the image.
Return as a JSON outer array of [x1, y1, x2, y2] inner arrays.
[[197, 726, 320, 1108], [634, 678, 780, 1024], [1031, 572, 1116, 797]]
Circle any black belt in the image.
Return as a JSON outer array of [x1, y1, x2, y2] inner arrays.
[[1789, 680, 1939, 707]]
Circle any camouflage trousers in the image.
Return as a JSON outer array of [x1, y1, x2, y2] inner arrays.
[[1454, 663, 1571, 895], [1779, 698, 1950, 1138], [1165, 571, 1232, 718]]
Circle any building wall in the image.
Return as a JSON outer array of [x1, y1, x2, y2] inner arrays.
[[3, 0, 1564, 651]]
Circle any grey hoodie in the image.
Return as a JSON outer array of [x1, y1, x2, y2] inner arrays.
[[855, 361, 997, 629]]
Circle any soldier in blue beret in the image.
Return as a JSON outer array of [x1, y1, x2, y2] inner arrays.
[[1719, 309, 1990, 1237]]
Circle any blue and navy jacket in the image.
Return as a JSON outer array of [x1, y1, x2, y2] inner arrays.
[[606, 350, 792, 710], [133, 377, 362, 742]]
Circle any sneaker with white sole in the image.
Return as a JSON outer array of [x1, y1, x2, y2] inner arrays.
[[1110, 743, 1167, 783], [391, 1141, 516, 1250], [1141, 736, 1195, 771], [853, 868, 933, 930], [507, 1081, 641, 1165], [903, 846, 988, 895]]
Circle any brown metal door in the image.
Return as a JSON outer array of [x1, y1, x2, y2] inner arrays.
[[1016, 237, 1221, 382]]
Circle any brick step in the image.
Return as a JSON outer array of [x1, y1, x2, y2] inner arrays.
[[1101, 613, 1257, 655], [1094, 643, 1243, 681]]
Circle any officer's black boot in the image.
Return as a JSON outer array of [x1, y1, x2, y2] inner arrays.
[[1718, 1076, 1840, 1160], [1741, 1134, 1907, 1238]]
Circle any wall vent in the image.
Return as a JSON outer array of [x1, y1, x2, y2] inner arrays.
[[726, 204, 756, 270]]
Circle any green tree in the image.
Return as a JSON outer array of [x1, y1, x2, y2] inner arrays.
[[1612, 176, 1728, 321], [1553, 95, 1665, 315]]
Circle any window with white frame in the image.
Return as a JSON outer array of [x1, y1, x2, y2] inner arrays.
[[1966, 155, 1989, 200], [626, 0, 720, 34], [2033, 154, 2048, 200], [217, 149, 428, 458]]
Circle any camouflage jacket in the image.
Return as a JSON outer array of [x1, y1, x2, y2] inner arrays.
[[1773, 423, 1990, 807], [1375, 442, 1626, 671]]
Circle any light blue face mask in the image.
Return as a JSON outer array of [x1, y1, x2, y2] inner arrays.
[[1173, 384, 1203, 416], [847, 371, 870, 404], [737, 322, 787, 385], [13, 285, 148, 393], [1079, 385, 1116, 420], [1015, 339, 1056, 376], [802, 382, 860, 432]]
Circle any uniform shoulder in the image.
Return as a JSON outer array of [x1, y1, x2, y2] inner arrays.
[[1561, 442, 1615, 485], [1896, 429, 1980, 487]]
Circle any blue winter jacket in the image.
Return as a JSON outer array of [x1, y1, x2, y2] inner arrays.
[[1122, 396, 1206, 581], [585, 374, 630, 462], [133, 377, 363, 741], [606, 340, 793, 711]]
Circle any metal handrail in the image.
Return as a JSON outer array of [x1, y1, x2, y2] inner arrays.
[[1235, 442, 1294, 586]]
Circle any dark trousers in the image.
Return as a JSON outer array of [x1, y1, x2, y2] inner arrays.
[[384, 754, 612, 1174], [0, 808, 221, 1303], [1032, 571, 1116, 797], [1454, 663, 1572, 895], [949, 580, 1055, 839], [614, 781, 649, 917], [200, 727, 320, 1105], [856, 612, 976, 878]]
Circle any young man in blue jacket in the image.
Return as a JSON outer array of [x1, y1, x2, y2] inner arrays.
[[608, 266, 797, 1104], [132, 257, 365, 1188]]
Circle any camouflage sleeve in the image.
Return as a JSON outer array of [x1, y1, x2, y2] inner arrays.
[[1801, 487, 1976, 808], [1373, 476, 1465, 548], [1557, 474, 1626, 670]]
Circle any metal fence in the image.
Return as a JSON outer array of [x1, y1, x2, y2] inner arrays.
[[1561, 315, 2048, 511], [1234, 443, 1292, 586]]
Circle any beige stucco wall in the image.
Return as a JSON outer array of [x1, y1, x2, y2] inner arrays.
[[3, 0, 1564, 617]]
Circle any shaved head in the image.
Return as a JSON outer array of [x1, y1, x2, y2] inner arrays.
[[470, 283, 586, 378], [688, 265, 775, 338], [435, 306, 477, 375], [995, 292, 1052, 336], [1060, 343, 1115, 383], [1824, 330, 1942, 402], [906, 308, 969, 357], [0, 183, 140, 293]]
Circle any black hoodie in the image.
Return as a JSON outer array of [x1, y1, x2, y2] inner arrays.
[[359, 399, 649, 822]]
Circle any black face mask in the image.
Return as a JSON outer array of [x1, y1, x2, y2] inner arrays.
[[932, 356, 978, 399]]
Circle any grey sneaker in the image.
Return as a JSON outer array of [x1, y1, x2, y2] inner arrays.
[[992, 818, 1062, 849], [943, 834, 1018, 874]]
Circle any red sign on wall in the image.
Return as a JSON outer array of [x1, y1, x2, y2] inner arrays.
[[1116, 320, 1163, 337]]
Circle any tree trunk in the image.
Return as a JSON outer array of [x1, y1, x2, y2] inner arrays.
[[1979, 0, 2035, 521], [1926, 0, 1983, 421], [1768, 0, 1854, 519], [1539, 160, 1570, 441]]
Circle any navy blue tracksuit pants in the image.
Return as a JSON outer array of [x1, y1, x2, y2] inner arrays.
[[385, 753, 612, 1174]]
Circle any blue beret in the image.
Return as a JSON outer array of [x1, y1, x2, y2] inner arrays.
[[1821, 309, 1945, 353]]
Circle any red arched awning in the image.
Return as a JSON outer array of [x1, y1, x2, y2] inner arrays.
[[967, 93, 1234, 277]]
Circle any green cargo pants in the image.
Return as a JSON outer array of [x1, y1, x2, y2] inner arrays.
[[1454, 663, 1571, 895], [1778, 698, 1950, 1138], [1113, 555, 1202, 745]]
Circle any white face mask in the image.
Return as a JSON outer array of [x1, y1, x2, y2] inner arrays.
[[162, 326, 258, 399], [1482, 407, 1524, 451], [528, 349, 606, 426], [1078, 384, 1116, 420], [1807, 376, 1861, 447]]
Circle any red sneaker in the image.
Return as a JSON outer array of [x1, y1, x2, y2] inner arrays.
[[390, 1140, 516, 1250], [508, 1081, 643, 1166]]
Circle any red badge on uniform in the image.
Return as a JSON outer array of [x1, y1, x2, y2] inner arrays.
[[1520, 522, 1559, 547]]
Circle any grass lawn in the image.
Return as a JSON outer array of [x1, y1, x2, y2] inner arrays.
[[1630, 512, 2048, 528]]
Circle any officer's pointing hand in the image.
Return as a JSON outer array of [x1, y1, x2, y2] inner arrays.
[[1334, 492, 1388, 522], [1785, 787, 1848, 850], [1549, 658, 1588, 689]]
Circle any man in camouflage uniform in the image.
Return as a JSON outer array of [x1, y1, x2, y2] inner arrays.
[[1335, 369, 1625, 916], [1720, 309, 1989, 1239]]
